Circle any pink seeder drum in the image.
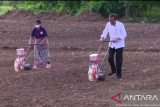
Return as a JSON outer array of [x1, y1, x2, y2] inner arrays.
[[89, 54, 99, 63]]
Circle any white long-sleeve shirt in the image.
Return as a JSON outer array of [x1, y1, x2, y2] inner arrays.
[[101, 21, 127, 49]]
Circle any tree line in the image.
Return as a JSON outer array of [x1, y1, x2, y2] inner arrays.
[[0, 1, 160, 19]]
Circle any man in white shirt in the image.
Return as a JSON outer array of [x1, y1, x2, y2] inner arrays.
[[99, 13, 127, 80]]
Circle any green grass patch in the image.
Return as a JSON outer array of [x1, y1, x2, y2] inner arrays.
[[14, 4, 42, 15], [0, 6, 13, 15]]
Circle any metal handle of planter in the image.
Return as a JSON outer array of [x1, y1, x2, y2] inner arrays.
[[24, 44, 39, 55], [97, 40, 112, 55], [99, 41, 113, 70], [23, 44, 40, 65], [29, 44, 40, 45], [103, 40, 112, 42]]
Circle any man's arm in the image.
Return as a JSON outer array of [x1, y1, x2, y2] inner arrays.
[[119, 24, 127, 40], [100, 23, 109, 39], [113, 23, 126, 42]]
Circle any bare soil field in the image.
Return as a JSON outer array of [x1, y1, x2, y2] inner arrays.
[[0, 18, 160, 107]]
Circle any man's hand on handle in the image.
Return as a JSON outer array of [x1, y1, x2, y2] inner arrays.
[[113, 37, 121, 42], [99, 37, 104, 42], [112, 39, 118, 43], [99, 37, 121, 42]]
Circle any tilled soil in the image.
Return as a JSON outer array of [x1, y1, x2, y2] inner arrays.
[[0, 19, 160, 107]]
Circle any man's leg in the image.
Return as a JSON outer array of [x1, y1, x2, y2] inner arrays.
[[116, 48, 123, 79], [108, 47, 116, 76], [121, 55, 125, 70]]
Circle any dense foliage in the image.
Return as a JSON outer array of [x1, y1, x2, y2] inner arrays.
[[1, 1, 160, 22]]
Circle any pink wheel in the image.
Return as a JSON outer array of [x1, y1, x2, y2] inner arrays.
[[92, 66, 99, 80], [18, 59, 23, 71]]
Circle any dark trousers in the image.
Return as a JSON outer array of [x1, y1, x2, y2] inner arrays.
[[108, 47, 123, 77]]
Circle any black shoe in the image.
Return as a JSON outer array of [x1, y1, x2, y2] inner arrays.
[[117, 75, 122, 80], [108, 72, 116, 76]]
